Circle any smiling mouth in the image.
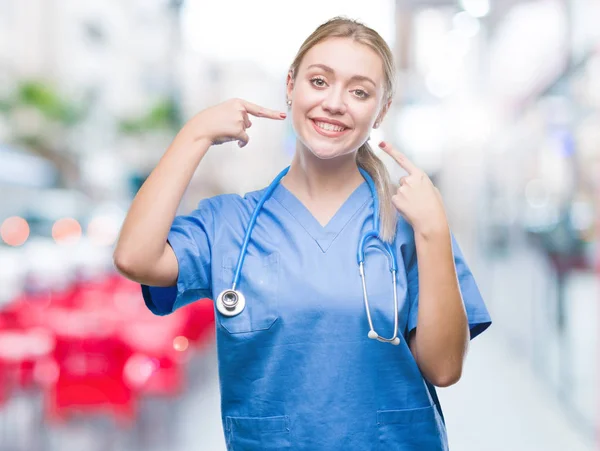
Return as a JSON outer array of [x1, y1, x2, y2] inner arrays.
[[312, 120, 348, 132], [310, 119, 352, 138]]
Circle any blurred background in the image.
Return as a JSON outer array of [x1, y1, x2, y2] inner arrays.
[[0, 0, 599, 449]]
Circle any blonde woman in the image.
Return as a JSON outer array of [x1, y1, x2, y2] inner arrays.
[[114, 16, 491, 451]]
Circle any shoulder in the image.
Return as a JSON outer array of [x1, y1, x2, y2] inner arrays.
[[192, 188, 269, 230], [201, 187, 267, 215], [393, 213, 417, 268]]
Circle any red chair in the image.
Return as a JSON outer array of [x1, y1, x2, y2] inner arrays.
[[119, 310, 189, 397], [46, 334, 136, 426], [0, 327, 56, 391], [178, 299, 216, 349]]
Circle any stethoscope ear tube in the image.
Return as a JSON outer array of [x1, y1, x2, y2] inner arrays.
[[359, 253, 400, 345], [356, 168, 400, 345]]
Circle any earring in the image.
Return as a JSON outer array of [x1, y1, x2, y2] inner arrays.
[[287, 99, 292, 106]]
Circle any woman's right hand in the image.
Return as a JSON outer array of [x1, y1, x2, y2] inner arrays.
[[185, 98, 287, 148]]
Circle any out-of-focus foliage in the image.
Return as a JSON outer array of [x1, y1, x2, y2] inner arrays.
[[118, 98, 181, 135], [0, 80, 88, 187], [0, 80, 86, 125]]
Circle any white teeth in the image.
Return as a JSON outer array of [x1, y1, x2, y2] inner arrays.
[[314, 121, 346, 132]]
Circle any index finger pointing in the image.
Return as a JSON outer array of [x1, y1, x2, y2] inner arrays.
[[243, 100, 287, 120], [378, 141, 419, 175]]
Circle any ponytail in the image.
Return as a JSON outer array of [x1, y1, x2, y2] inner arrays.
[[356, 142, 397, 243]]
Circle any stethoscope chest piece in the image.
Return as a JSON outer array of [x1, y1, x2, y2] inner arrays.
[[216, 289, 246, 317]]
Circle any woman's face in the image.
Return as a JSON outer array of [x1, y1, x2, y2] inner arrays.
[[287, 37, 388, 160]]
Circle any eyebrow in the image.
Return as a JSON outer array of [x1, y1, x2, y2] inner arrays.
[[306, 64, 376, 87]]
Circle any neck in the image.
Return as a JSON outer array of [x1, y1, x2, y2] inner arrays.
[[283, 143, 364, 200]]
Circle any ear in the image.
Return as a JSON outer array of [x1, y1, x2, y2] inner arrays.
[[286, 70, 295, 102], [374, 99, 392, 128]]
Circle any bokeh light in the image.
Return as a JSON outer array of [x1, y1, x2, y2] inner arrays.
[[124, 353, 159, 387], [87, 215, 121, 247], [0, 216, 30, 246], [52, 218, 82, 244], [173, 336, 189, 352]]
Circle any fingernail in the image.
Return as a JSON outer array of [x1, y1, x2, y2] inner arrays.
[[280, 112, 287, 118], [378, 141, 386, 148]]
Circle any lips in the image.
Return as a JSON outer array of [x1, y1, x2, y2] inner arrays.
[[311, 117, 349, 128], [310, 118, 351, 138]]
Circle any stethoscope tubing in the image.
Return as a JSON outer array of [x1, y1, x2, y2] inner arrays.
[[218, 165, 400, 345]]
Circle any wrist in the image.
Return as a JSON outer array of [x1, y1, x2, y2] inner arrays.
[[414, 220, 450, 243], [164, 133, 210, 166], [175, 126, 212, 152], [179, 119, 213, 144]]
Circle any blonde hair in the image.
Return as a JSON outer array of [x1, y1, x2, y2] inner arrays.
[[289, 17, 398, 242]]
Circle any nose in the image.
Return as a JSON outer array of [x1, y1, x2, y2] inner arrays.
[[321, 88, 346, 115]]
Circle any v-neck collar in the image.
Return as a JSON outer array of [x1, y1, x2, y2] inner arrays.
[[271, 181, 371, 253]]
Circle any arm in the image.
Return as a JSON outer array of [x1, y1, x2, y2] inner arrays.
[[408, 227, 469, 387], [113, 98, 286, 288], [113, 130, 212, 287], [378, 141, 469, 387]]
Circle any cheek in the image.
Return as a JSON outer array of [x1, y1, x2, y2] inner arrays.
[[293, 87, 319, 113], [290, 95, 316, 130], [352, 107, 377, 129], [290, 103, 307, 130], [359, 107, 380, 130]]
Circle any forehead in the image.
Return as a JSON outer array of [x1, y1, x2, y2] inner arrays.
[[299, 37, 384, 82]]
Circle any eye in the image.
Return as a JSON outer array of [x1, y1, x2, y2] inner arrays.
[[353, 89, 370, 99], [310, 77, 327, 88]]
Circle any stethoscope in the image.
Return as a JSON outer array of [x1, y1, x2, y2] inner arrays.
[[216, 166, 400, 345]]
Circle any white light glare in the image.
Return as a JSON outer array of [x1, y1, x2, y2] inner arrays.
[[460, 0, 490, 18], [452, 11, 480, 38]]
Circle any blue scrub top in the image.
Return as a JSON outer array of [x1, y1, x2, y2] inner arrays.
[[142, 180, 491, 451]]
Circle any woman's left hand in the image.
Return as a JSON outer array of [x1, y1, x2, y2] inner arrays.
[[379, 141, 448, 237]]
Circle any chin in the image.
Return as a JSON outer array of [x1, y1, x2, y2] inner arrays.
[[299, 134, 361, 161], [300, 140, 348, 160], [308, 146, 344, 160]]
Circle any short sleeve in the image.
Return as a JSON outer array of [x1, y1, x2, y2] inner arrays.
[[141, 199, 215, 316], [406, 233, 491, 340]]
